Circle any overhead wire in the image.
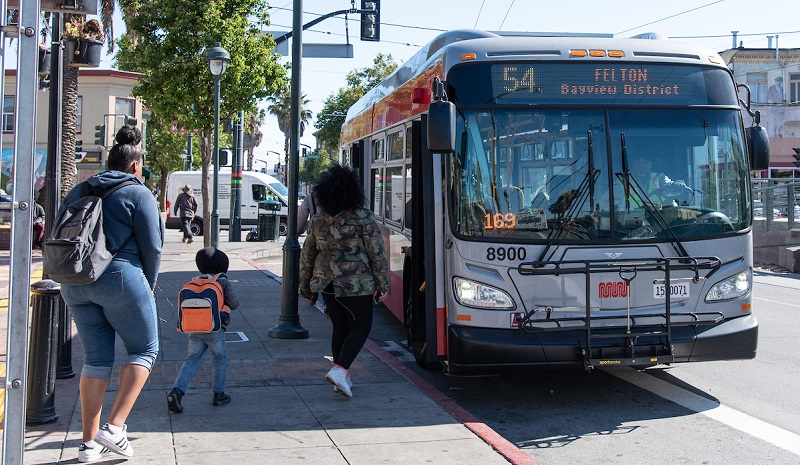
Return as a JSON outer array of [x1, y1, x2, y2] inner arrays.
[[474, 0, 486, 29], [615, 0, 725, 35], [498, 0, 515, 30]]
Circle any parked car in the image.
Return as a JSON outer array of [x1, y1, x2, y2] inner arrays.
[[0, 197, 11, 223], [753, 201, 782, 219]]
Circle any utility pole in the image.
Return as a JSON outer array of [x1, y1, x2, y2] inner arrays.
[[229, 111, 243, 241], [269, 0, 309, 339]]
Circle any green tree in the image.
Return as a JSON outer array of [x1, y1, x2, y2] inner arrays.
[[143, 115, 190, 212], [243, 109, 266, 171], [314, 53, 398, 152], [116, 0, 286, 246], [298, 149, 335, 185], [267, 86, 312, 169]]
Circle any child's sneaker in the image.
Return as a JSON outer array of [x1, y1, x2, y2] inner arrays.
[[167, 387, 184, 413], [212, 392, 231, 406], [77, 441, 109, 463], [325, 366, 352, 398], [94, 423, 133, 457]]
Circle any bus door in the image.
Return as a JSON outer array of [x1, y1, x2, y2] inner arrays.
[[407, 118, 442, 369]]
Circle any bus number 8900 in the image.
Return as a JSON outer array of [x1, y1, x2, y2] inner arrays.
[[486, 247, 527, 261]]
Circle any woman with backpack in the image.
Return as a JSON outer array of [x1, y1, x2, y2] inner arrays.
[[57, 125, 163, 462]]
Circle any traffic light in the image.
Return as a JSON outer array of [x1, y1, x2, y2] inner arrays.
[[75, 139, 83, 152], [94, 124, 105, 146], [218, 149, 231, 166], [301, 147, 308, 157], [793, 147, 800, 168], [360, 0, 380, 42]]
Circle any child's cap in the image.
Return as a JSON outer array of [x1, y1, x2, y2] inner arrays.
[[196, 247, 229, 274]]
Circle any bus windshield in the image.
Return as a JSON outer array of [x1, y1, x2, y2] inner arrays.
[[450, 108, 751, 241]]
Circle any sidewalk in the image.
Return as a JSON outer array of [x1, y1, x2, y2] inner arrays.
[[4, 231, 522, 464]]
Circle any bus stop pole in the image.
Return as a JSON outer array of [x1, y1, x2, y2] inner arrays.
[[3, 0, 41, 461], [269, 0, 308, 339]]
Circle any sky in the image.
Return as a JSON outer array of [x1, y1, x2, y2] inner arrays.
[[101, 0, 800, 170]]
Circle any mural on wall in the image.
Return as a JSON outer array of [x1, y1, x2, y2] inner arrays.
[[1, 148, 47, 194]]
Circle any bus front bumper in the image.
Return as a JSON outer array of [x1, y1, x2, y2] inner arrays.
[[446, 313, 757, 374]]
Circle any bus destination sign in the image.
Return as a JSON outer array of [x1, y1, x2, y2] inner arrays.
[[486, 63, 730, 105]]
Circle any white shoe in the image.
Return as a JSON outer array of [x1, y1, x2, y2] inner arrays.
[[325, 366, 352, 398], [95, 423, 133, 457], [333, 372, 353, 393], [77, 442, 109, 463]]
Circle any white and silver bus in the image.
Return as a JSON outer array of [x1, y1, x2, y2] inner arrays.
[[340, 30, 770, 373]]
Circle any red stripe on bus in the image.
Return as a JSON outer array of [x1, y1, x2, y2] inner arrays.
[[437, 307, 447, 356]]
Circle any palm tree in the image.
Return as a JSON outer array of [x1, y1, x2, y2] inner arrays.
[[244, 109, 266, 171], [59, 2, 137, 199], [267, 87, 312, 171]]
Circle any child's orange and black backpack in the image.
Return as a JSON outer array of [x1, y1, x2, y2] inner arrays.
[[177, 274, 230, 333]]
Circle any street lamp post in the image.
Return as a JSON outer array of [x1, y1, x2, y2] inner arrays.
[[206, 43, 230, 249], [266, 150, 282, 177]]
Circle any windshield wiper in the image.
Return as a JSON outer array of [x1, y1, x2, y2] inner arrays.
[[536, 161, 601, 263], [588, 129, 596, 213], [616, 133, 691, 259]]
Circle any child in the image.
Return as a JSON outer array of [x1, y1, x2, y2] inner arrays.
[[168, 247, 239, 413]]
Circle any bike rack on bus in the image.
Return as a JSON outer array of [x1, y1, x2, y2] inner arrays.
[[516, 256, 721, 370]]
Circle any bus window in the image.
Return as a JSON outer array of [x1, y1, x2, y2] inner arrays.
[[371, 167, 384, 217], [373, 138, 385, 161], [386, 166, 403, 223], [388, 130, 404, 161]]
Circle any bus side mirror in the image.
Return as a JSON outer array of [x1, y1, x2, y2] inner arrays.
[[746, 125, 770, 171], [427, 100, 456, 153]]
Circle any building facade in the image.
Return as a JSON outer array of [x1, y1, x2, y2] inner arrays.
[[2, 69, 143, 195], [721, 46, 800, 178]]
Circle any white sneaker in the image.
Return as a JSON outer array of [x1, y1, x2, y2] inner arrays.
[[95, 423, 133, 457], [333, 372, 353, 393], [77, 442, 109, 463], [325, 366, 352, 398]]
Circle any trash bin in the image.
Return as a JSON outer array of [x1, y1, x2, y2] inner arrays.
[[258, 200, 281, 241]]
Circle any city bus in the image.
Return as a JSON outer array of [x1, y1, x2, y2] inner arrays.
[[339, 30, 770, 373]]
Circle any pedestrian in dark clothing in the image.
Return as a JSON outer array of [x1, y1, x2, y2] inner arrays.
[[174, 184, 197, 243], [299, 165, 390, 398], [168, 247, 239, 413], [32, 201, 45, 248]]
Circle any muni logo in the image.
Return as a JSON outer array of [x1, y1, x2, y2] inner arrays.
[[599, 281, 628, 298]]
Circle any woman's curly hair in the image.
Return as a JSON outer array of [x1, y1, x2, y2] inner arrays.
[[312, 165, 365, 216]]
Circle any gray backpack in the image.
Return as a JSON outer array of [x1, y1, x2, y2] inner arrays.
[[43, 180, 137, 285]]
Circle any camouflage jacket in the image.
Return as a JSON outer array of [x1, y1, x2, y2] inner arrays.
[[299, 207, 390, 298]]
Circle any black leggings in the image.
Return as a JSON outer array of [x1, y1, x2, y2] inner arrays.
[[322, 284, 373, 370]]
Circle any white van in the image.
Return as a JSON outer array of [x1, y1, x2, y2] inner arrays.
[[166, 169, 290, 236]]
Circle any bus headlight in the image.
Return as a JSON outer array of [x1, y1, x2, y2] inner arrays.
[[453, 277, 515, 309], [705, 270, 750, 302]]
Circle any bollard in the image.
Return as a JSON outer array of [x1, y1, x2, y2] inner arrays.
[[26, 279, 60, 425], [56, 296, 75, 379]]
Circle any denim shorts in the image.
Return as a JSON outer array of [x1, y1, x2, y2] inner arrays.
[[61, 259, 159, 380]]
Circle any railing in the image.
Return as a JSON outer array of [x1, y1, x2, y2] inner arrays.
[[751, 178, 800, 231]]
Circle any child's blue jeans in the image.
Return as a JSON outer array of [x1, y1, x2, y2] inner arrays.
[[173, 331, 227, 393]]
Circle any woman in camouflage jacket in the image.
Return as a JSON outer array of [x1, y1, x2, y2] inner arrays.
[[299, 165, 390, 398]]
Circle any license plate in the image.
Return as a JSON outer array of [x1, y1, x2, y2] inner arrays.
[[653, 280, 690, 299]]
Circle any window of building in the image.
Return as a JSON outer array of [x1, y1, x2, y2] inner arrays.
[[76, 96, 83, 133], [115, 97, 135, 118], [790, 73, 800, 104], [747, 73, 767, 104], [3, 96, 14, 132]]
